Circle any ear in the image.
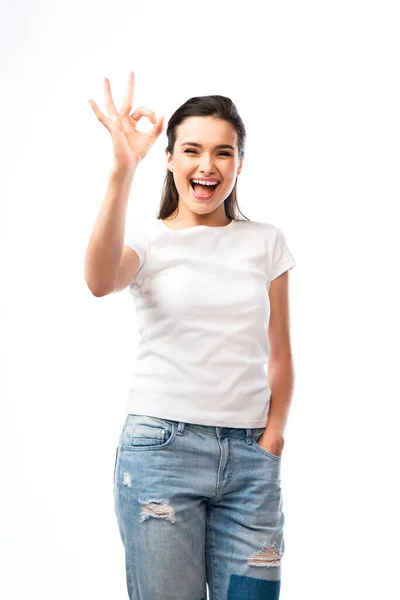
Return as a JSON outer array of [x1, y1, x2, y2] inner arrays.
[[237, 154, 244, 176], [166, 149, 173, 172]]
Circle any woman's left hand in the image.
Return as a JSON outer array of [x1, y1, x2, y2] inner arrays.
[[257, 431, 285, 457]]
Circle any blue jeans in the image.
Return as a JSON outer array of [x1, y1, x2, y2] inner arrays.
[[113, 414, 285, 600]]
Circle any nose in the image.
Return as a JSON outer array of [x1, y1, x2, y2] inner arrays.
[[199, 154, 216, 174]]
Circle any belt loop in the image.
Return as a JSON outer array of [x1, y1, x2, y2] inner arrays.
[[246, 428, 253, 445], [177, 422, 185, 436]]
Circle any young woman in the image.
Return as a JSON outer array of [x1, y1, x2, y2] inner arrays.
[[86, 71, 296, 600]]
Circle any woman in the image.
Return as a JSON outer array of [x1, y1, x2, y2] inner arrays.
[[86, 71, 296, 600]]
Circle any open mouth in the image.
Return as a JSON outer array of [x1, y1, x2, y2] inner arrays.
[[190, 180, 221, 201]]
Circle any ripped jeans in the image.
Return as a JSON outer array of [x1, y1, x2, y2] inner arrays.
[[113, 413, 285, 600]]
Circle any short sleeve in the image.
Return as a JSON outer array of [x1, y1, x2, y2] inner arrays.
[[124, 227, 149, 274], [270, 226, 297, 281]]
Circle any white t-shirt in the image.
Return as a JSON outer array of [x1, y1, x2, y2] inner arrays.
[[123, 216, 296, 428]]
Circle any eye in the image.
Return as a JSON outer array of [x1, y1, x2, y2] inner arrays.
[[184, 149, 232, 156]]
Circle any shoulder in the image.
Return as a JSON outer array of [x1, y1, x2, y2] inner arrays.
[[125, 216, 158, 245], [235, 218, 279, 240]]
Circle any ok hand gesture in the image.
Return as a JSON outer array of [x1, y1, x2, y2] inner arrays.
[[88, 71, 164, 168]]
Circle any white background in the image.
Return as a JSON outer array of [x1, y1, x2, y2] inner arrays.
[[2, 0, 399, 598]]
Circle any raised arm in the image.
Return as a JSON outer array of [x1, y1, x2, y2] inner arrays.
[[84, 71, 164, 296]]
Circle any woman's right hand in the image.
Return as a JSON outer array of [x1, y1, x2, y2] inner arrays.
[[88, 71, 164, 168]]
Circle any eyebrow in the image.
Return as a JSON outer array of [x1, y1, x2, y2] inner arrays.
[[181, 142, 235, 151]]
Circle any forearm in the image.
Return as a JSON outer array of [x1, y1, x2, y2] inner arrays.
[[264, 357, 295, 439], [84, 162, 138, 296]]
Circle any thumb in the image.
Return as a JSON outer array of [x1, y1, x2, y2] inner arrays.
[[150, 115, 165, 139]]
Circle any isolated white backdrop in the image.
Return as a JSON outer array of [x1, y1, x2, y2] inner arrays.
[[2, 0, 399, 598]]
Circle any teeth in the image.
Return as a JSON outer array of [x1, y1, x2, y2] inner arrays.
[[192, 179, 219, 186]]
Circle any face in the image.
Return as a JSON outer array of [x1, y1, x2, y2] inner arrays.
[[166, 116, 244, 217]]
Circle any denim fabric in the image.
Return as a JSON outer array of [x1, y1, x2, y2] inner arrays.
[[113, 414, 285, 600]]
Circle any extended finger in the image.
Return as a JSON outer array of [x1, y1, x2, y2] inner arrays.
[[88, 98, 111, 130], [129, 106, 156, 124], [104, 77, 120, 121], [120, 71, 135, 116]]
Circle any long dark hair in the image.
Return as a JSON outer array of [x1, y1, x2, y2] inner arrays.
[[157, 95, 250, 222]]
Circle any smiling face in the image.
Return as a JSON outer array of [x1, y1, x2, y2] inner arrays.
[[166, 116, 244, 218]]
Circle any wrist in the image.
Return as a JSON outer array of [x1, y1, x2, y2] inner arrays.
[[111, 161, 139, 177], [264, 426, 285, 441]]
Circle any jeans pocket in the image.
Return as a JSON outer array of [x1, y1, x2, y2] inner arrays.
[[120, 414, 177, 451], [253, 430, 282, 462], [113, 446, 119, 484]]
